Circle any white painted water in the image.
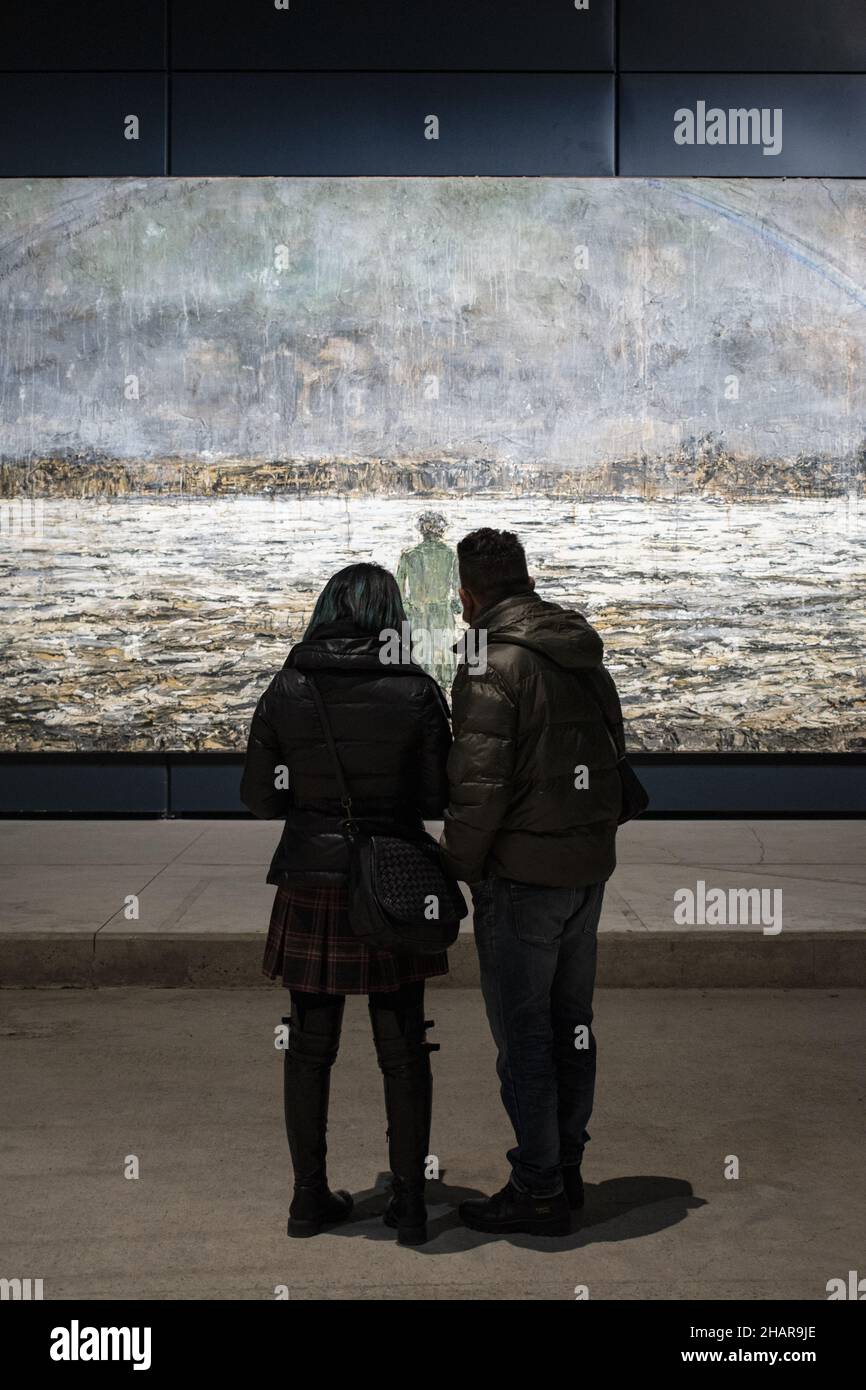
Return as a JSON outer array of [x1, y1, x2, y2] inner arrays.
[[3, 493, 863, 752]]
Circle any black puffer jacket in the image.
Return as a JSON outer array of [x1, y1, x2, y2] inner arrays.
[[241, 621, 452, 885], [439, 590, 624, 888]]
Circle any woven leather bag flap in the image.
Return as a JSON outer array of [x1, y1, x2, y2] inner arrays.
[[369, 836, 462, 925]]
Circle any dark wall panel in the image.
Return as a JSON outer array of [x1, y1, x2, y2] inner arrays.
[[638, 762, 866, 817], [1, 759, 863, 818], [620, 0, 866, 72], [0, 763, 167, 815], [0, 75, 165, 176], [172, 73, 614, 175], [170, 763, 245, 817], [0, 1, 166, 70], [171, 0, 613, 71], [620, 75, 866, 175]]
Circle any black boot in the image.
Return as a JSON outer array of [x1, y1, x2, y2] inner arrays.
[[559, 1136, 586, 1211], [459, 1180, 571, 1237], [562, 1163, 585, 1211], [384, 1176, 428, 1246], [282, 1000, 353, 1238], [370, 1000, 438, 1247]]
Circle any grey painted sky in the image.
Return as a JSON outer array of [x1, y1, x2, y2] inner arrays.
[[1, 176, 865, 467]]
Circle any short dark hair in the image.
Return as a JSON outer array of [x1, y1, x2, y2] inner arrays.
[[305, 562, 406, 638], [457, 528, 530, 608]]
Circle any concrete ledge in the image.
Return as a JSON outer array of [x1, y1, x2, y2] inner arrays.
[[0, 934, 95, 987], [2, 930, 865, 988]]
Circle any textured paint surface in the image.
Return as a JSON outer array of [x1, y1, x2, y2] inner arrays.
[[0, 177, 864, 751]]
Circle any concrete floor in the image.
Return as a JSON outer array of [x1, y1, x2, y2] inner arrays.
[[1, 985, 863, 1300], [1, 818, 865, 985]]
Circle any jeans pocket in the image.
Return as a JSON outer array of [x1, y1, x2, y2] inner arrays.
[[507, 879, 571, 949]]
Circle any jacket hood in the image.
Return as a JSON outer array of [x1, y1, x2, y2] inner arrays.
[[477, 591, 603, 671], [286, 626, 429, 677]]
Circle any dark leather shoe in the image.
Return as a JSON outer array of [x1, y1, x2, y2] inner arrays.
[[562, 1164, 585, 1211], [459, 1180, 571, 1237], [287, 1184, 353, 1238], [383, 1178, 428, 1246]]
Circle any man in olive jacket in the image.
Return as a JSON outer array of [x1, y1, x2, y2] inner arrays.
[[439, 528, 625, 1236]]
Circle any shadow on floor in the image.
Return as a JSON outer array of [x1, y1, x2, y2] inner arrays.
[[328, 1170, 706, 1252]]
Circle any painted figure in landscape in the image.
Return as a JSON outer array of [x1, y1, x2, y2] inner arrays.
[[396, 512, 462, 690]]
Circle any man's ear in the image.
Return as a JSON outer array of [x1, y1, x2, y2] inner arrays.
[[459, 585, 477, 624], [528, 576, 536, 590]]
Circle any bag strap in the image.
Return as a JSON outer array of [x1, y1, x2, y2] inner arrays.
[[575, 667, 625, 763], [305, 675, 358, 833]]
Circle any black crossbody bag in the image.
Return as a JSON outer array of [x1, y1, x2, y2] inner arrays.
[[305, 675, 468, 955]]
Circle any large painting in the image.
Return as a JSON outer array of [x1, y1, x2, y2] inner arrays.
[[0, 176, 863, 752]]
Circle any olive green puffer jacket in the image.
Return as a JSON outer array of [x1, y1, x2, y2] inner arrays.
[[439, 589, 625, 887]]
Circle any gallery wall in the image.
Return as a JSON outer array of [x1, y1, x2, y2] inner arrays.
[[5, 2, 866, 176], [0, 2, 864, 813]]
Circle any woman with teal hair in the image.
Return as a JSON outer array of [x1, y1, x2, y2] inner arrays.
[[241, 562, 452, 1245]]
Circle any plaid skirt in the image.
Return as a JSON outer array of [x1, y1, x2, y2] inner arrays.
[[263, 881, 450, 994]]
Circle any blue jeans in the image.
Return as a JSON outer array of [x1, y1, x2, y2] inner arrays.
[[470, 876, 605, 1198]]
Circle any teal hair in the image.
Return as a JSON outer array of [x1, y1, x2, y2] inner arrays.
[[304, 562, 407, 639]]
